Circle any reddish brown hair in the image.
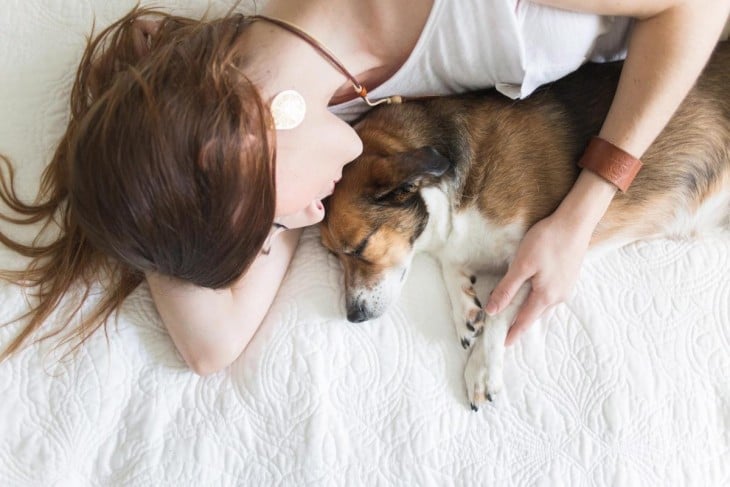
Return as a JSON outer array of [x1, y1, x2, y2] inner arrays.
[[0, 6, 276, 360]]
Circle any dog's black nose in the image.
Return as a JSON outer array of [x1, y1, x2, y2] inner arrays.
[[347, 306, 369, 323]]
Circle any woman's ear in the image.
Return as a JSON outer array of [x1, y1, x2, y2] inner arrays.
[[131, 18, 162, 57]]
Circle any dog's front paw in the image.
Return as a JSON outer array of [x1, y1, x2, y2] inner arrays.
[[452, 274, 487, 350], [464, 334, 505, 411]]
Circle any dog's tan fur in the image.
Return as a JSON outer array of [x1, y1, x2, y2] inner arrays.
[[320, 42, 730, 409]]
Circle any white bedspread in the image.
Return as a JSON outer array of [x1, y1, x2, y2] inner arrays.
[[1, 1, 729, 485]]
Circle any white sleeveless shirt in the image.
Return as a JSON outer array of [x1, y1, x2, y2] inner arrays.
[[329, 0, 632, 122]]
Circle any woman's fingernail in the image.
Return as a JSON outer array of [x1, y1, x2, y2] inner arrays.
[[485, 303, 497, 316]]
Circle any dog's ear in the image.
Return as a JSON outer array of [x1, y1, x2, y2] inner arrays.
[[372, 147, 451, 202]]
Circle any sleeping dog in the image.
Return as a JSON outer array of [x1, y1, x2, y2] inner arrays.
[[320, 42, 730, 410]]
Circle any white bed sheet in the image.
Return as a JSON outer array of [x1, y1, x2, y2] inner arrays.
[[1, 1, 729, 485]]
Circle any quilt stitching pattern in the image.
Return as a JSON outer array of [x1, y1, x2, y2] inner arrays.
[[0, 1, 729, 485]]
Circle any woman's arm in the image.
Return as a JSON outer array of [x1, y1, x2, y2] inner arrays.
[[146, 228, 302, 375], [543, 0, 730, 156], [486, 0, 730, 344]]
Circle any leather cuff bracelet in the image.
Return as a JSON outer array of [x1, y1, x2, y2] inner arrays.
[[577, 136, 643, 192]]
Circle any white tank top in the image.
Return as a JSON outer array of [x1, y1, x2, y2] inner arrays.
[[329, 0, 632, 122]]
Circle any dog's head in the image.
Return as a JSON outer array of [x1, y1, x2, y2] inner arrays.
[[321, 146, 451, 322]]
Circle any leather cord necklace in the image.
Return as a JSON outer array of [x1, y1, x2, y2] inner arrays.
[[249, 14, 405, 107], [249, 15, 644, 195]]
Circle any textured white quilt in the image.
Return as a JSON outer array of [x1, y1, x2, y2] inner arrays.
[[1, 1, 729, 486]]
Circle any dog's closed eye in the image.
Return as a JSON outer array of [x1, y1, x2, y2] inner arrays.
[[351, 236, 369, 257], [325, 238, 368, 260]]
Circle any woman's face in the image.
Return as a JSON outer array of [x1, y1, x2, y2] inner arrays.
[[273, 104, 362, 229]]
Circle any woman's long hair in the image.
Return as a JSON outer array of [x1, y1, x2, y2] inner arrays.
[[0, 5, 276, 361]]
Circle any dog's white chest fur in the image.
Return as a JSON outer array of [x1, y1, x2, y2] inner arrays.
[[413, 186, 529, 408], [417, 187, 525, 272]]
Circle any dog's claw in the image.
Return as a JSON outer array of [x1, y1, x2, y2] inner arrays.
[[461, 337, 471, 349], [466, 322, 475, 332], [486, 393, 493, 402], [470, 402, 478, 412]]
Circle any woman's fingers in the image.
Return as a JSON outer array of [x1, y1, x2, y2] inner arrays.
[[485, 259, 531, 316], [504, 290, 550, 346]]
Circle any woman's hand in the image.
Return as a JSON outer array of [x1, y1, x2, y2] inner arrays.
[[485, 212, 593, 346], [485, 168, 617, 345]]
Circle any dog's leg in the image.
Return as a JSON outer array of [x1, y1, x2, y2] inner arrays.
[[440, 264, 487, 350], [464, 283, 530, 410]]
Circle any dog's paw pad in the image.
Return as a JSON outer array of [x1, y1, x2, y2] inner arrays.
[[464, 348, 504, 408], [461, 284, 477, 298], [467, 382, 502, 408], [453, 285, 487, 350], [467, 307, 485, 325]]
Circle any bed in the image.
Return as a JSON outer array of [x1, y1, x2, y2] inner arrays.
[[1, 1, 729, 485]]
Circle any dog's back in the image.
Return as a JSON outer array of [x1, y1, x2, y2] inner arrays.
[[354, 41, 730, 242]]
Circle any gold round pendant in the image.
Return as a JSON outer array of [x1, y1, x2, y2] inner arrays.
[[270, 89, 306, 130]]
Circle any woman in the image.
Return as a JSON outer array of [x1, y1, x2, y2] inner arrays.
[[0, 0, 727, 374]]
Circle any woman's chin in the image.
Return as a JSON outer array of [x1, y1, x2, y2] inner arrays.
[[276, 199, 325, 229]]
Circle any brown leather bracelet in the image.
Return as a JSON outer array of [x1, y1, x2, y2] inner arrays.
[[577, 136, 643, 192]]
